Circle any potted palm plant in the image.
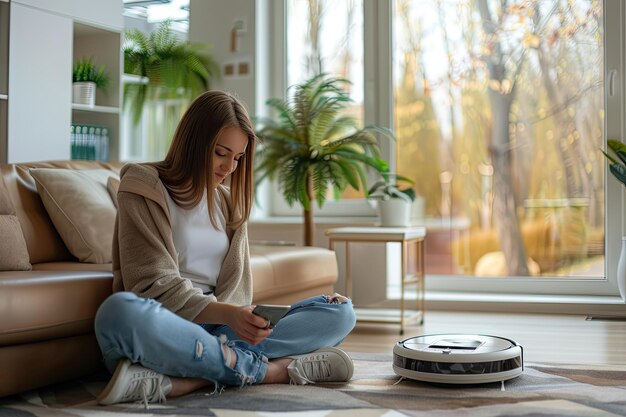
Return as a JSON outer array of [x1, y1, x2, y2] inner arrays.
[[255, 73, 392, 246], [367, 172, 416, 226], [72, 58, 109, 107], [122, 20, 219, 125]]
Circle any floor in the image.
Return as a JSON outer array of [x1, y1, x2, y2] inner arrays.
[[339, 310, 626, 366]]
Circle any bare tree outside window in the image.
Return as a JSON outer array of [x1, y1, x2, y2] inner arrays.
[[287, 0, 365, 199], [394, 0, 604, 278], [286, 0, 604, 279], [288, 0, 363, 112]]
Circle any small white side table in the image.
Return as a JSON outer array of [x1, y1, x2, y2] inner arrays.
[[325, 226, 426, 335]]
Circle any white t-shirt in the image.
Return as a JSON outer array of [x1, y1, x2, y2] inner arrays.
[[164, 186, 229, 293]]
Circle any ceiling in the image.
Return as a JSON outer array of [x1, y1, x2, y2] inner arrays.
[[123, 0, 189, 31]]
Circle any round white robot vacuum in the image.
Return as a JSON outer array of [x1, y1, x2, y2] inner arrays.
[[393, 334, 524, 384]]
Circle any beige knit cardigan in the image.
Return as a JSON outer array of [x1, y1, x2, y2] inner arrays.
[[111, 163, 253, 321]]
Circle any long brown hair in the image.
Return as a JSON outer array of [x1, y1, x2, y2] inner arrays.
[[152, 90, 256, 229]]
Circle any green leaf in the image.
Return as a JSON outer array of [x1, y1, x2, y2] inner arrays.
[[601, 149, 620, 165], [388, 187, 414, 202], [363, 125, 396, 141], [333, 159, 360, 190], [334, 149, 388, 171], [328, 160, 349, 192], [608, 139, 626, 152], [312, 163, 330, 207], [367, 170, 417, 201], [383, 172, 415, 185], [73, 58, 109, 89], [610, 163, 626, 186], [608, 139, 626, 165], [367, 179, 387, 196], [401, 188, 417, 201]]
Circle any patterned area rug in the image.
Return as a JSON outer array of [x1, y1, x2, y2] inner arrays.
[[1, 352, 626, 417]]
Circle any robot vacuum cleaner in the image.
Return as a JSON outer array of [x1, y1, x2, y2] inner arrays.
[[393, 334, 523, 384]]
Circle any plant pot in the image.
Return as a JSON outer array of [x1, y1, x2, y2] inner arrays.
[[72, 81, 96, 107], [411, 195, 425, 225], [377, 199, 412, 227]]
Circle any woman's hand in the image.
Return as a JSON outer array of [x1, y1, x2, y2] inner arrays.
[[227, 305, 273, 345]]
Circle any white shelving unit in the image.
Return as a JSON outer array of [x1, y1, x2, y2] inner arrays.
[[71, 21, 121, 162], [3, 0, 122, 163], [71, 104, 120, 114]]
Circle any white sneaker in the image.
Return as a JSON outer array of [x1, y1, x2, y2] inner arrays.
[[97, 359, 171, 408], [287, 347, 354, 384]]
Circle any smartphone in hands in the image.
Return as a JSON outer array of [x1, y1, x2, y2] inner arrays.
[[252, 304, 291, 329]]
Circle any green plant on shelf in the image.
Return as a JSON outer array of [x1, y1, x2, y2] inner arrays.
[[367, 171, 416, 203], [72, 58, 109, 90]]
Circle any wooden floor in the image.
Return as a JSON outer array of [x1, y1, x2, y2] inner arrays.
[[338, 310, 626, 366]]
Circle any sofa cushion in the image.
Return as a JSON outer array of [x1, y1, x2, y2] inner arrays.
[[0, 270, 113, 347], [0, 216, 32, 271], [32, 262, 112, 272], [29, 169, 118, 264], [0, 175, 31, 271], [1, 161, 123, 264], [250, 245, 338, 303]]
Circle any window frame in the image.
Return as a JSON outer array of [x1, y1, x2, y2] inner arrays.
[[265, 0, 625, 300]]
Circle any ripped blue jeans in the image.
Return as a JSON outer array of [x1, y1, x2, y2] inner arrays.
[[94, 291, 356, 387]]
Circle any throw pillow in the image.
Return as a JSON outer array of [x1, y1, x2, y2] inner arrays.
[[0, 174, 31, 271], [29, 168, 118, 264], [0, 215, 32, 270]]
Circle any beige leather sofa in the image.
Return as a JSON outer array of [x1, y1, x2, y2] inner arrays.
[[0, 161, 338, 397]]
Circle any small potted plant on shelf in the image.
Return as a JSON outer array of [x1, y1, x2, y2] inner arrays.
[[367, 171, 417, 227], [72, 58, 109, 107]]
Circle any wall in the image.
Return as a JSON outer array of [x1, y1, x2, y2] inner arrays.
[[123, 16, 153, 36], [189, 0, 273, 216], [189, 0, 257, 116]]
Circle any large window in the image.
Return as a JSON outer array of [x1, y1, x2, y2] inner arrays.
[[280, 0, 625, 298], [287, 0, 364, 126], [273, 0, 371, 215], [393, 0, 604, 280]]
